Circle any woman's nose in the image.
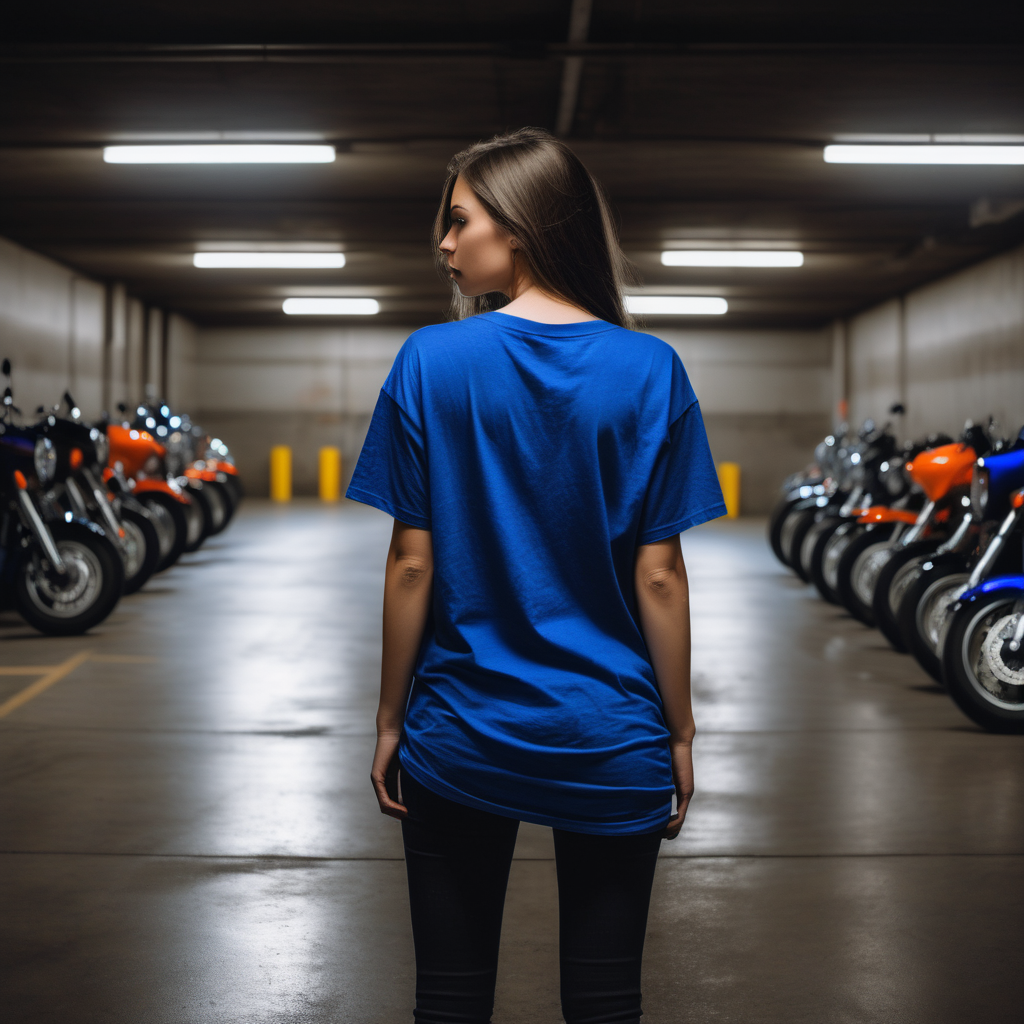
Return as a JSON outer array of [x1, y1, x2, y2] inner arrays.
[[439, 229, 455, 253]]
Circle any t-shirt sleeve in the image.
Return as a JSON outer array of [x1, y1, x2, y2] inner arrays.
[[637, 398, 727, 544], [345, 387, 431, 529]]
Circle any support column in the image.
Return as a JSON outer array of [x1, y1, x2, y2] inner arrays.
[[831, 318, 848, 431]]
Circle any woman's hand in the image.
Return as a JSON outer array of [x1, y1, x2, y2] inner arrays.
[[661, 739, 694, 840], [371, 730, 408, 819]]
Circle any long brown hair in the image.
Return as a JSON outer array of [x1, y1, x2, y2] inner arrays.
[[433, 128, 637, 329]]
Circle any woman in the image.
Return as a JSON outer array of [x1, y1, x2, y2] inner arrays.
[[346, 128, 725, 1024]]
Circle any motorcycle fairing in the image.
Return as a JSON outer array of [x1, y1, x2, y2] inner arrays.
[[906, 443, 977, 502]]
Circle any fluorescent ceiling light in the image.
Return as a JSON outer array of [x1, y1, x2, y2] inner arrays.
[[104, 144, 336, 164], [282, 298, 379, 315], [625, 296, 728, 315], [194, 252, 346, 269], [662, 250, 803, 268], [824, 144, 1024, 165]]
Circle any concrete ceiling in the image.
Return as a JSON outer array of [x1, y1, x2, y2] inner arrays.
[[1, 2, 1023, 328]]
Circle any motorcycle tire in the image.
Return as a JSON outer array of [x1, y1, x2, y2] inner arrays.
[[140, 493, 189, 572], [783, 507, 820, 581], [120, 506, 161, 595], [14, 520, 124, 635], [769, 497, 801, 567], [835, 524, 898, 626], [896, 553, 971, 684], [184, 484, 220, 553], [942, 586, 1024, 733], [870, 541, 939, 651], [808, 518, 852, 605], [203, 480, 233, 536]]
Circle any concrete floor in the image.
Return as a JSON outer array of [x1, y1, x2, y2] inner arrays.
[[1, 501, 1022, 1024]]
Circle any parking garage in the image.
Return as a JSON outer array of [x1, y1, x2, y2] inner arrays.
[[2, 5, 1024, 1023]]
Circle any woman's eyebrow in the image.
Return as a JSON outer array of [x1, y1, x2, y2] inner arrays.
[[450, 204, 467, 213]]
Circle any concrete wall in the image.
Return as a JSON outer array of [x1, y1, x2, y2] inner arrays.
[[0, 233, 197, 423], [0, 235, 106, 420], [195, 323, 833, 512], [846, 244, 1024, 442], [194, 326, 407, 498]]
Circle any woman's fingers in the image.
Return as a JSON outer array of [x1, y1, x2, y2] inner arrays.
[[371, 769, 408, 819]]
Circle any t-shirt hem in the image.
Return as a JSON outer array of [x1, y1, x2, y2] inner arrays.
[[399, 751, 672, 836], [344, 485, 431, 530], [637, 501, 728, 544]]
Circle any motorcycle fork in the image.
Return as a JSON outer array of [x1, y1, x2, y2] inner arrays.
[[967, 507, 1024, 590], [15, 489, 67, 575]]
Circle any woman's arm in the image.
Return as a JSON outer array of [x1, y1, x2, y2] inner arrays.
[[370, 519, 434, 819], [634, 533, 695, 840]]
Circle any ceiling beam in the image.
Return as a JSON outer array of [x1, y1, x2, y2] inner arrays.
[[554, 0, 593, 137]]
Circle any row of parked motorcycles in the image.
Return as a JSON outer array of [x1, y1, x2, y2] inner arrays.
[[770, 406, 1024, 734], [0, 358, 242, 636]]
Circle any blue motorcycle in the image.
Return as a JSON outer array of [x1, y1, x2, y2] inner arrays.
[[941, 468, 1024, 733]]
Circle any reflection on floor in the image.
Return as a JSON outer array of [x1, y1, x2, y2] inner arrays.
[[1, 501, 1022, 1023]]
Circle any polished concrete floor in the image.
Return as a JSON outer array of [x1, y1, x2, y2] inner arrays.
[[2, 501, 1022, 1023]]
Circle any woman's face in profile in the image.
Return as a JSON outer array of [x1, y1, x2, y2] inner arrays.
[[439, 176, 517, 297]]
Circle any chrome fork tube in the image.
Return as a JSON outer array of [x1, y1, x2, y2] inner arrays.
[[82, 467, 124, 544], [901, 500, 935, 546], [967, 507, 1022, 589], [16, 490, 67, 574], [937, 512, 974, 555]]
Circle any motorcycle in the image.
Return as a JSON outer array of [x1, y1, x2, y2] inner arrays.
[[896, 436, 1024, 682], [940, 487, 1024, 733], [0, 360, 124, 634], [38, 392, 162, 595], [130, 403, 239, 548], [106, 416, 192, 572]]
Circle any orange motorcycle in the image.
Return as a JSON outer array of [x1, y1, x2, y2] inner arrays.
[[836, 424, 992, 645], [106, 422, 193, 572]]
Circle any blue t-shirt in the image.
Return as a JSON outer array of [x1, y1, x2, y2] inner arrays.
[[347, 311, 726, 834]]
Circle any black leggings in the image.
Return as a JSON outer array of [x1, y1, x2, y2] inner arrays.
[[399, 769, 664, 1024]]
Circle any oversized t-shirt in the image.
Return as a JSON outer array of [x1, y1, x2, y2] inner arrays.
[[347, 310, 726, 834]]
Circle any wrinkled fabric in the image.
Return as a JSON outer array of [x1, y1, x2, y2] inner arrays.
[[348, 311, 725, 834]]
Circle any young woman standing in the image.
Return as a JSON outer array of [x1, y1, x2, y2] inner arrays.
[[347, 128, 725, 1024]]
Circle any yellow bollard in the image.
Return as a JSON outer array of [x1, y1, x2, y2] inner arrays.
[[269, 445, 292, 502], [319, 446, 341, 502], [718, 462, 741, 519]]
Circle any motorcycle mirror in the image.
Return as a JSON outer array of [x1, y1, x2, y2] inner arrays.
[[889, 403, 905, 415], [1, 358, 10, 376], [63, 390, 76, 409], [117, 402, 127, 414], [35, 405, 45, 414]]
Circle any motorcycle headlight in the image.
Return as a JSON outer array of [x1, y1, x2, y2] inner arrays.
[[90, 427, 109, 466], [34, 436, 56, 483], [970, 463, 989, 517]]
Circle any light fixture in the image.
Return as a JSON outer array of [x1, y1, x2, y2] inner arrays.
[[625, 296, 728, 315], [661, 250, 803, 268], [194, 252, 346, 269], [103, 145, 336, 164], [282, 298, 379, 315], [824, 144, 1024, 165]]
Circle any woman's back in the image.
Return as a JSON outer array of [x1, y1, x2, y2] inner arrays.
[[348, 309, 724, 833]]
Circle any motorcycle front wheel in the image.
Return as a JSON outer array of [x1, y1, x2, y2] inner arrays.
[[870, 542, 938, 651], [183, 485, 214, 552], [896, 554, 970, 684], [769, 497, 801, 567], [942, 588, 1024, 733], [15, 521, 124, 635], [834, 524, 897, 626], [140, 493, 189, 572], [120, 506, 161, 595], [804, 517, 846, 604]]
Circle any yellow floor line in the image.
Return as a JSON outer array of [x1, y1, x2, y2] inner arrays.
[[89, 654, 156, 664], [0, 667, 60, 675], [0, 650, 92, 720]]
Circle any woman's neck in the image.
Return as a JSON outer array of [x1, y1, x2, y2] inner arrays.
[[498, 280, 599, 324]]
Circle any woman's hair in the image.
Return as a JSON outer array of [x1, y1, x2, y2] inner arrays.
[[433, 128, 637, 329]]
